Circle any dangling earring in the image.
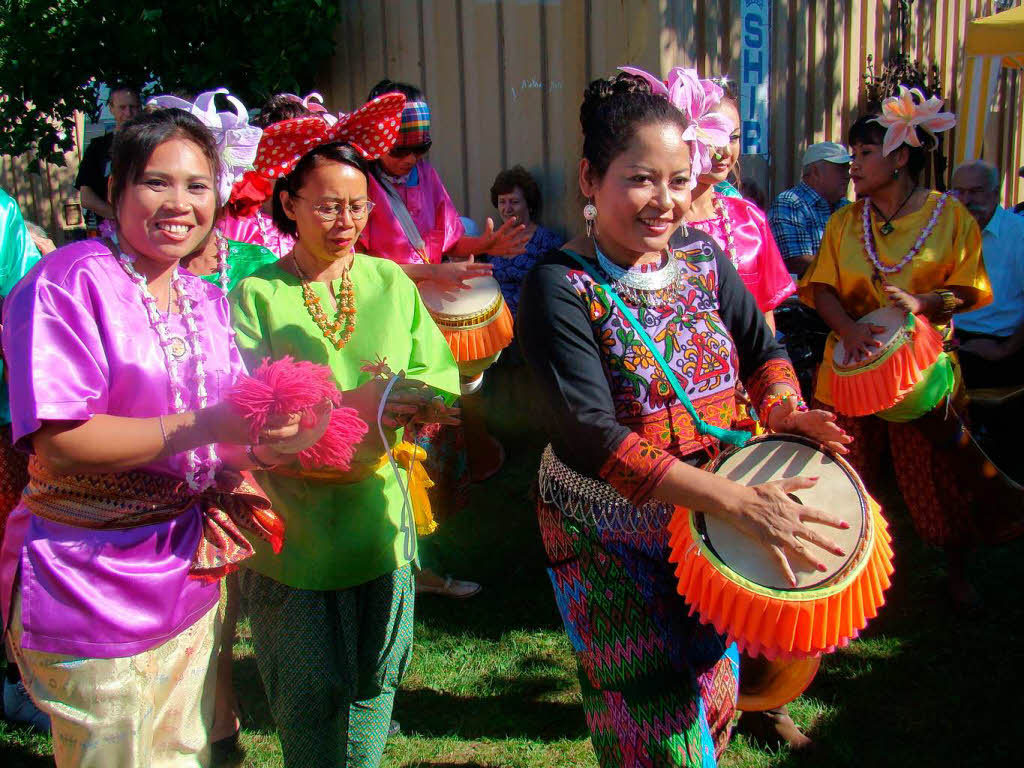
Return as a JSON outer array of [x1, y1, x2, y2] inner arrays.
[[892, 168, 900, 179], [583, 199, 597, 238]]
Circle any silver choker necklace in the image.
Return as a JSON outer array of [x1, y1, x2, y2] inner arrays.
[[593, 243, 683, 308]]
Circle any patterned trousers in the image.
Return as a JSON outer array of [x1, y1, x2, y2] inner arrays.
[[7, 589, 218, 767], [238, 565, 414, 768], [538, 502, 738, 768]]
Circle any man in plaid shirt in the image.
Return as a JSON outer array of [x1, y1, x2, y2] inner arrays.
[[767, 142, 852, 277]]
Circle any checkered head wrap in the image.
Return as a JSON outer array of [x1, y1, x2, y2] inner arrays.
[[396, 100, 431, 148]]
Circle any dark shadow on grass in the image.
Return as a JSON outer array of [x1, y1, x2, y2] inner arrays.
[[0, 740, 53, 768], [735, 480, 1024, 768], [392, 684, 588, 742]]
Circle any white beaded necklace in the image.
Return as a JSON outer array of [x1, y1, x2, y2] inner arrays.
[[711, 195, 740, 268], [213, 229, 231, 294], [111, 233, 219, 492], [861, 192, 949, 275]]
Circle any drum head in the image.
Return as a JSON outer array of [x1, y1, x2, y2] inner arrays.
[[699, 436, 867, 591], [832, 306, 908, 368], [418, 275, 503, 324]]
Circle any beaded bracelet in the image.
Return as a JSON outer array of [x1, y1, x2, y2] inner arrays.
[[246, 444, 281, 470], [761, 392, 808, 432]]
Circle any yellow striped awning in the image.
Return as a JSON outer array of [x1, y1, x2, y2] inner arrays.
[[955, 5, 1024, 166]]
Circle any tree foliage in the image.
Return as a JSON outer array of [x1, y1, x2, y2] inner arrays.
[[0, 0, 339, 168]]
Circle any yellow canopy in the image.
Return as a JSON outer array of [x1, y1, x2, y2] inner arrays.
[[964, 5, 1024, 66], [955, 5, 1024, 166]]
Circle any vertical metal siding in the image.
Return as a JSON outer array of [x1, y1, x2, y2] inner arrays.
[[4, 1, 1021, 237]]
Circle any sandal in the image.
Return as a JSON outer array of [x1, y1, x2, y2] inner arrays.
[[415, 574, 482, 599]]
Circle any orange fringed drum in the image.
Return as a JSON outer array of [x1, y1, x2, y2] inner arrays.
[[419, 276, 514, 389], [827, 307, 953, 422], [667, 435, 894, 664]]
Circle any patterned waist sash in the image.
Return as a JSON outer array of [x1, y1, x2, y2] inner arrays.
[[538, 445, 674, 535], [23, 457, 284, 581]]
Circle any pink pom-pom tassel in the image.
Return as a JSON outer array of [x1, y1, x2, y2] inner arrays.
[[227, 356, 367, 471]]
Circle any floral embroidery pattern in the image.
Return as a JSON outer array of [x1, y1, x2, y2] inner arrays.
[[566, 249, 738, 458], [598, 432, 675, 504]]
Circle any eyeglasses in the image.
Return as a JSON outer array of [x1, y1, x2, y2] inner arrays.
[[292, 196, 375, 222], [388, 142, 432, 159]]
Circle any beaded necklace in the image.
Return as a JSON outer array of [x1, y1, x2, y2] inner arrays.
[[861, 192, 949, 276], [593, 242, 683, 309], [111, 234, 219, 492], [293, 254, 358, 350], [213, 229, 230, 293], [711, 195, 740, 268]]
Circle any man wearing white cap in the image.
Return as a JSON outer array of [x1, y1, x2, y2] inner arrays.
[[768, 141, 852, 276]]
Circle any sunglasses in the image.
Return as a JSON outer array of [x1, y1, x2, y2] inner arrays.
[[388, 142, 432, 159]]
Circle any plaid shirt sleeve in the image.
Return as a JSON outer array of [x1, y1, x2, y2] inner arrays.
[[767, 192, 817, 261]]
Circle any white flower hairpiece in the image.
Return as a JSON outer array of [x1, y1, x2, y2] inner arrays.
[[147, 88, 263, 205], [870, 86, 956, 157]]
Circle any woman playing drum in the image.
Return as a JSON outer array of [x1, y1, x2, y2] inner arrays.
[[799, 93, 992, 607], [518, 70, 851, 767]]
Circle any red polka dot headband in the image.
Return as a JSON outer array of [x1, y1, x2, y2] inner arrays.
[[253, 92, 406, 180]]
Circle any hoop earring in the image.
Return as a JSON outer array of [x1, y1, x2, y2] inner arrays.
[[583, 200, 597, 238]]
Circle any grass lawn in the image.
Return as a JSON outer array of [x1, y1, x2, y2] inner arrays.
[[3, 409, 1022, 767]]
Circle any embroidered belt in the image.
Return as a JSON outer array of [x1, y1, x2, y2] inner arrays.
[[537, 445, 674, 534], [23, 457, 284, 581]]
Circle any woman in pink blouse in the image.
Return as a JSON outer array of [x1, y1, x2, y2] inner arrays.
[[680, 83, 795, 329], [358, 80, 529, 292]]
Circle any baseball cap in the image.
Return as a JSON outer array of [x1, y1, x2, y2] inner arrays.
[[802, 142, 853, 167]]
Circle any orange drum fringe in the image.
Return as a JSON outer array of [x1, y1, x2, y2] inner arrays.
[[439, 302, 514, 362], [666, 499, 895, 660], [830, 314, 943, 417]]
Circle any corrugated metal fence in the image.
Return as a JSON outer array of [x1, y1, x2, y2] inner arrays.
[[3, 1, 1021, 239], [321, 0, 1023, 234]]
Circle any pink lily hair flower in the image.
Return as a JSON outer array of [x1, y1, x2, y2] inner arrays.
[[870, 86, 956, 157], [618, 66, 733, 186]]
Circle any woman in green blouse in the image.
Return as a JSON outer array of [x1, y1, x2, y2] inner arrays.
[[229, 125, 460, 766]]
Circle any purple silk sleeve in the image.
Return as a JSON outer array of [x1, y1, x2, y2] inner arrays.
[[0, 239, 242, 656]]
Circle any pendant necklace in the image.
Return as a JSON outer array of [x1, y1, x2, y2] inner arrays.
[[871, 186, 917, 236]]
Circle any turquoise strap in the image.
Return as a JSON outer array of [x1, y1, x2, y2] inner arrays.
[[564, 250, 750, 449]]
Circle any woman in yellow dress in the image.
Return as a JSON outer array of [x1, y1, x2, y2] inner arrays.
[[800, 91, 992, 606]]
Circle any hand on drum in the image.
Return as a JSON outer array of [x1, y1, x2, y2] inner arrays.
[[839, 322, 886, 363], [421, 258, 493, 297], [773, 408, 852, 455], [735, 476, 850, 588]]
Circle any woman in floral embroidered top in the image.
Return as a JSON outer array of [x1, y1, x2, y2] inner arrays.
[[518, 72, 851, 767]]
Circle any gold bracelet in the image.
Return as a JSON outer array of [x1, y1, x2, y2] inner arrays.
[[932, 288, 958, 315]]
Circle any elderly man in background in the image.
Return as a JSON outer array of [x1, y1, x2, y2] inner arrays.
[[74, 85, 140, 224], [768, 141, 852, 277], [952, 160, 1024, 389]]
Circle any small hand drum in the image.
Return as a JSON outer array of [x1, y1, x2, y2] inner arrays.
[[667, 435, 894, 661], [418, 275, 514, 383], [830, 307, 952, 421]]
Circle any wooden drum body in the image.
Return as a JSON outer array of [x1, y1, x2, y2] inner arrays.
[[830, 307, 953, 422], [667, 435, 894, 662], [419, 276, 514, 386]]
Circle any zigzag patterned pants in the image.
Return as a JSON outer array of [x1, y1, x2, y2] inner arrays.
[[538, 501, 739, 768]]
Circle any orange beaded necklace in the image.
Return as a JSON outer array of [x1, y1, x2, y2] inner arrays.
[[293, 255, 357, 350]]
